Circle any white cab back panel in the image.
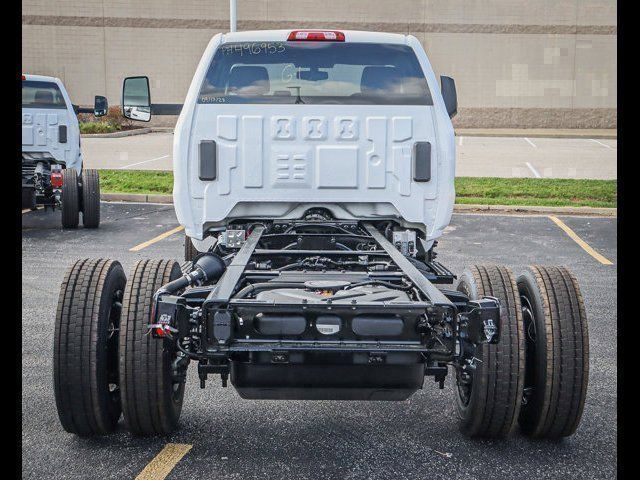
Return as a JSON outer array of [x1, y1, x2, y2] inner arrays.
[[186, 104, 444, 237]]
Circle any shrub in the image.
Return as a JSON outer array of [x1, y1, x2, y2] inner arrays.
[[79, 122, 119, 134], [103, 106, 134, 130], [78, 106, 136, 132]]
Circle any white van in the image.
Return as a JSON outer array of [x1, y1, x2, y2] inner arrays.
[[21, 74, 106, 228]]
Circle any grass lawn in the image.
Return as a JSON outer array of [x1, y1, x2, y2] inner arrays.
[[100, 169, 173, 194], [455, 177, 616, 208], [98, 170, 617, 208]]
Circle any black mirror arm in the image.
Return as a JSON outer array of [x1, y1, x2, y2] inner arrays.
[[151, 104, 183, 115], [74, 105, 94, 114]]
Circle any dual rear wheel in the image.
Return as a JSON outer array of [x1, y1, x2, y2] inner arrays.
[[53, 259, 589, 438], [455, 264, 589, 439], [53, 258, 185, 436]]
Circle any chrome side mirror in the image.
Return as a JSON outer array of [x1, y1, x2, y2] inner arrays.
[[122, 76, 151, 122]]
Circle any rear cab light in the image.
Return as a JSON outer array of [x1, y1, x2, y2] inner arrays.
[[287, 30, 345, 42]]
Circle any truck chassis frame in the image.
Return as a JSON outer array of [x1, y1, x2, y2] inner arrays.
[[53, 216, 589, 439], [152, 219, 499, 401]]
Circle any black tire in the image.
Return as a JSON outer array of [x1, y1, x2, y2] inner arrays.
[[61, 167, 79, 229], [53, 259, 126, 436], [184, 234, 198, 262], [120, 259, 185, 435], [517, 266, 589, 439], [81, 169, 100, 228], [455, 265, 525, 438]]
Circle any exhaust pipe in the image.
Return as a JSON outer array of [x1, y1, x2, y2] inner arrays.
[[150, 253, 226, 338]]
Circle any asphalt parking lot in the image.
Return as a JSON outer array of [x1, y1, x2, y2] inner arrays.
[[82, 132, 617, 179], [22, 204, 616, 479]]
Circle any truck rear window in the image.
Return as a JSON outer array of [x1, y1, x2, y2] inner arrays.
[[198, 42, 433, 105], [22, 80, 67, 109]]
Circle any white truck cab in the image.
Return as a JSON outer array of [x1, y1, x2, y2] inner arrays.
[[123, 30, 458, 253], [22, 74, 107, 228], [22, 74, 84, 172]]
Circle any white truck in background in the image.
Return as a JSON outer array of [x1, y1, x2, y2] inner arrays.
[[21, 74, 106, 228]]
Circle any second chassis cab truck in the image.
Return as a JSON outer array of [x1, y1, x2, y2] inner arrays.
[[53, 30, 589, 440], [21, 74, 105, 228]]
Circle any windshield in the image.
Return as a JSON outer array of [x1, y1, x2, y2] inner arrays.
[[198, 42, 432, 105], [22, 80, 67, 109]]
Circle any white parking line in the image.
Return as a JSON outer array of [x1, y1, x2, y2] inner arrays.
[[523, 137, 537, 148], [118, 154, 170, 170], [590, 139, 614, 150], [525, 162, 542, 178]]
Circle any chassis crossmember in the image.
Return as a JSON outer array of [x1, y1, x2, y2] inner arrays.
[[151, 219, 501, 401]]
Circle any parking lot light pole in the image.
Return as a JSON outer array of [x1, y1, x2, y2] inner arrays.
[[230, 0, 237, 32]]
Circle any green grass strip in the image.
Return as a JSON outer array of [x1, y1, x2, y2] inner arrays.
[[100, 169, 173, 195], [98, 170, 616, 208], [455, 177, 616, 208]]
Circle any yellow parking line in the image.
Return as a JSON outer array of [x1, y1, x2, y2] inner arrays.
[[135, 443, 192, 480], [130, 225, 184, 252], [548, 215, 613, 265]]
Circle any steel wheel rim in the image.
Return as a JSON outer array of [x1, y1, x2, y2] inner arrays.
[[520, 293, 537, 406], [107, 289, 123, 405]]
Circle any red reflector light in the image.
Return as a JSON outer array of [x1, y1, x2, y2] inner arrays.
[[287, 30, 345, 42], [51, 172, 63, 188], [21, 75, 26, 81]]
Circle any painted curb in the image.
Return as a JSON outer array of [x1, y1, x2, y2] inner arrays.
[[81, 127, 152, 138], [455, 129, 616, 139], [453, 203, 616, 216], [101, 193, 172, 204], [99, 193, 616, 216]]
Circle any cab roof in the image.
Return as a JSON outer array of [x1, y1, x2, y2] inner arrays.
[[219, 29, 411, 45], [22, 73, 62, 83]]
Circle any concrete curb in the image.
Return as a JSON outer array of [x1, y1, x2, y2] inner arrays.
[[101, 192, 173, 204], [99, 193, 616, 216], [453, 203, 616, 216], [455, 128, 616, 139], [81, 127, 152, 138]]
